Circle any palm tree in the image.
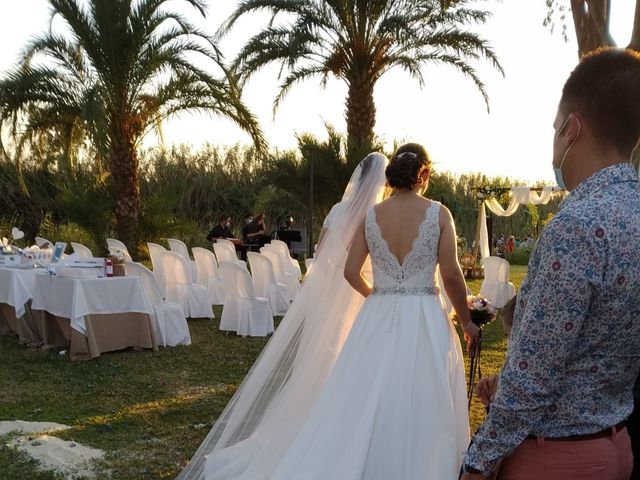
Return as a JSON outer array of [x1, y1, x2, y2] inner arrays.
[[0, 0, 265, 254], [222, 0, 503, 160]]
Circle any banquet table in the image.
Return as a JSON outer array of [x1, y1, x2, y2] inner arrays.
[[30, 274, 157, 360], [0, 266, 41, 344]]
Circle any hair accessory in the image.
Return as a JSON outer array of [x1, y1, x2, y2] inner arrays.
[[396, 151, 418, 160]]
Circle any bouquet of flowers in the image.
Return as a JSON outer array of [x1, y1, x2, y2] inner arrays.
[[466, 295, 497, 410], [467, 295, 497, 328]]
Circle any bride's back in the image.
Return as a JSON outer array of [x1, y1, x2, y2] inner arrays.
[[373, 195, 435, 266]]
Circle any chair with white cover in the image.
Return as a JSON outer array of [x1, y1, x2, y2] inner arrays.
[[124, 262, 191, 347], [192, 247, 225, 305], [261, 246, 300, 302], [213, 243, 247, 270], [160, 251, 213, 319], [168, 238, 197, 282], [247, 252, 289, 315], [106, 238, 132, 261], [479, 256, 516, 308], [219, 262, 274, 337], [147, 242, 167, 293], [270, 239, 302, 280], [216, 238, 237, 251], [35, 236, 53, 248], [71, 242, 93, 259]]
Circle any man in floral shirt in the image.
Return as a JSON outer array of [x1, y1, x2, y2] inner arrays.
[[462, 48, 640, 480]]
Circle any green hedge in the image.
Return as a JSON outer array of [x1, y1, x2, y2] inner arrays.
[[506, 248, 531, 266]]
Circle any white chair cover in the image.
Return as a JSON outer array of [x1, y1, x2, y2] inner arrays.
[[192, 247, 226, 305], [216, 238, 236, 251], [106, 238, 132, 261], [213, 243, 247, 270], [219, 262, 274, 337], [479, 256, 516, 308], [247, 252, 289, 316], [71, 242, 93, 259], [147, 242, 167, 293], [168, 238, 197, 282], [270, 239, 302, 280], [261, 246, 300, 302], [160, 251, 213, 319], [124, 262, 191, 347], [35, 236, 53, 248]]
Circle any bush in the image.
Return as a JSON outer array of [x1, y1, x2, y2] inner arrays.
[[506, 248, 531, 266], [40, 221, 101, 256]]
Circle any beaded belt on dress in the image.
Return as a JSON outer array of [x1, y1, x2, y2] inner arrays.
[[371, 285, 440, 296]]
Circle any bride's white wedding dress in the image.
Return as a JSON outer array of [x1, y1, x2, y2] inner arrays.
[[268, 201, 469, 479], [176, 154, 391, 480]]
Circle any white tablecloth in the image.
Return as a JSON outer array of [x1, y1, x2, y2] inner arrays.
[[31, 275, 153, 335], [0, 267, 40, 318]]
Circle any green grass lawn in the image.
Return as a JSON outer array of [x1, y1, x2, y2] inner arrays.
[[0, 265, 527, 479]]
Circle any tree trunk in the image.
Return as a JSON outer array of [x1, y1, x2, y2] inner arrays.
[[629, 0, 640, 51], [345, 79, 376, 164], [110, 124, 140, 258], [570, 0, 614, 56]]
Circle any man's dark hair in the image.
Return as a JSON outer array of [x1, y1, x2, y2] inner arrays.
[[561, 48, 640, 157], [219, 214, 230, 223]]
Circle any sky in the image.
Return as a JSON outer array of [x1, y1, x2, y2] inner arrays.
[[0, 0, 636, 183]]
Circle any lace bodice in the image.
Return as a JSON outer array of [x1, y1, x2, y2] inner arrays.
[[365, 201, 441, 296]]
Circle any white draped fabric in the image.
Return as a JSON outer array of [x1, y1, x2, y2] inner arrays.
[[0, 267, 38, 318], [30, 275, 153, 334], [484, 196, 519, 217], [477, 186, 557, 259], [512, 185, 555, 205]]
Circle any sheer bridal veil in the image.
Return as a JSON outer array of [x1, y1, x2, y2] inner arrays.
[[176, 153, 388, 480]]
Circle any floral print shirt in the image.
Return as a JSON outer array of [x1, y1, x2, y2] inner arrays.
[[464, 163, 640, 476]]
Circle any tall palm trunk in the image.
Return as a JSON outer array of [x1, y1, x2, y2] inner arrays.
[[110, 123, 140, 256], [630, 1, 640, 51], [570, 0, 614, 56], [345, 78, 376, 163]]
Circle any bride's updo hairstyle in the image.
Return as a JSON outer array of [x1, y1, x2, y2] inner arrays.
[[385, 143, 431, 190]]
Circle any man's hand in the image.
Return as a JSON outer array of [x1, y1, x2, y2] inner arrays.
[[475, 375, 499, 406]]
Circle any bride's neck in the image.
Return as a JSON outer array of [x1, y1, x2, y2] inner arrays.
[[395, 188, 423, 198]]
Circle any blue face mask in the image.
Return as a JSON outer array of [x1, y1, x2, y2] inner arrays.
[[553, 116, 580, 190]]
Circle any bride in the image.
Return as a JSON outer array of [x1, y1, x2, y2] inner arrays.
[[176, 153, 390, 480], [265, 143, 479, 479]]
